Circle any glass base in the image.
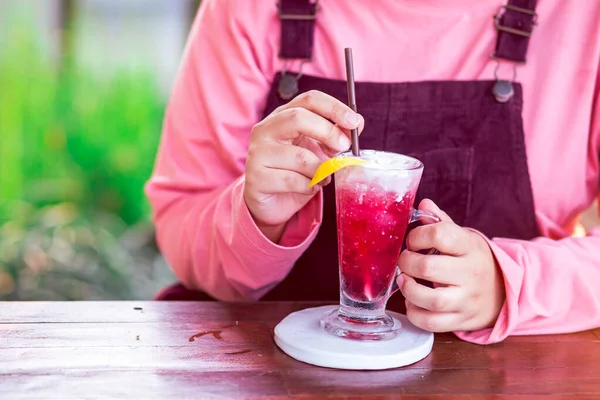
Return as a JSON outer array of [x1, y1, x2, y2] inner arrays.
[[319, 307, 401, 341]]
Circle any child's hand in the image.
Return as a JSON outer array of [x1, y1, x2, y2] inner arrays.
[[397, 199, 505, 333], [243, 90, 364, 243]]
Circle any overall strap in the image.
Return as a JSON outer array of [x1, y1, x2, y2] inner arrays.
[[493, 0, 538, 63], [278, 0, 318, 60]]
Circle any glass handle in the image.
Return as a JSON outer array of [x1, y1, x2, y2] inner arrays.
[[390, 208, 441, 295], [409, 209, 441, 225]]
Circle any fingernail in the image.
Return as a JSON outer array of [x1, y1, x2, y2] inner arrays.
[[422, 198, 440, 212], [339, 134, 351, 149], [344, 111, 360, 126], [396, 273, 405, 288]]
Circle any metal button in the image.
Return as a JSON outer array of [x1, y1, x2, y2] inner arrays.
[[278, 74, 299, 100], [492, 80, 514, 103]]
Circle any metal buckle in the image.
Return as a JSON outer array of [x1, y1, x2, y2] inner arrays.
[[277, 0, 318, 21], [493, 4, 538, 38]]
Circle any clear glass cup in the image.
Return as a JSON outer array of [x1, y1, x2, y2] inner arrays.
[[320, 149, 440, 341]]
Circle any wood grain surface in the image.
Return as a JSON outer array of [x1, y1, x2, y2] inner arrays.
[[1, 301, 599, 399]]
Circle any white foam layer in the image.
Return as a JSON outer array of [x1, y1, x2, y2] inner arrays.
[[356, 150, 422, 171], [337, 151, 422, 197]]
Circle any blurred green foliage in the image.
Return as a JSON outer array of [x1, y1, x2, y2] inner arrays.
[[0, 7, 171, 300], [0, 202, 133, 300]]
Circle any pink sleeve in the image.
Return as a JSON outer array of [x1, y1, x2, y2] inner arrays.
[[455, 69, 600, 344], [145, 0, 322, 301], [455, 229, 600, 344]]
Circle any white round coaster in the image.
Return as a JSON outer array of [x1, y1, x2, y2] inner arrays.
[[274, 305, 434, 370]]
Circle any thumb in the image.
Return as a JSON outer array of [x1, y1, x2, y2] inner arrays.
[[418, 198, 453, 223]]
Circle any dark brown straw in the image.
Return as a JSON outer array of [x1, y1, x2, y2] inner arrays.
[[344, 48, 360, 156]]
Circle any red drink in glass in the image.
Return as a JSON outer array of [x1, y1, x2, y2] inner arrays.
[[320, 150, 439, 341], [336, 184, 415, 303]]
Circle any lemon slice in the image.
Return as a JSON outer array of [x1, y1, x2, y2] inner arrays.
[[309, 156, 368, 187]]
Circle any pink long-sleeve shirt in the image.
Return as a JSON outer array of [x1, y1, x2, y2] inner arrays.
[[145, 0, 600, 344]]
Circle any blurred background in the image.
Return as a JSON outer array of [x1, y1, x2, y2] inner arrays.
[[0, 0, 200, 301], [1, 1, 598, 302]]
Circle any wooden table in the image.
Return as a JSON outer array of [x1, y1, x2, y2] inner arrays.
[[1, 301, 599, 399]]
